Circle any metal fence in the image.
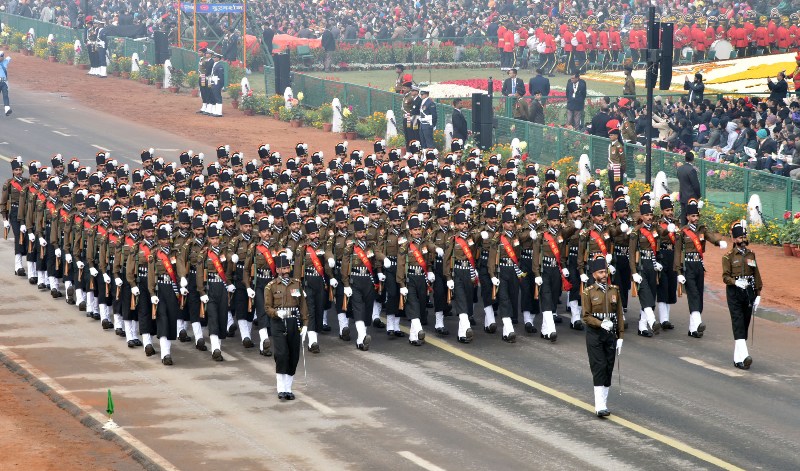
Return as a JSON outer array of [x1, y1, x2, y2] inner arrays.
[[0, 13, 82, 43]]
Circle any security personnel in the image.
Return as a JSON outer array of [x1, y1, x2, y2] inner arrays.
[[607, 128, 625, 190], [674, 199, 727, 338], [2, 156, 29, 276], [265, 250, 308, 400], [246, 217, 277, 356], [397, 214, 435, 346], [341, 217, 379, 351], [147, 223, 181, 365], [209, 52, 225, 117], [488, 205, 523, 343], [197, 45, 214, 115], [196, 221, 235, 361], [418, 90, 437, 150], [402, 83, 420, 147], [293, 217, 326, 353], [582, 255, 624, 417], [126, 215, 159, 357], [629, 200, 663, 337], [85, 17, 99, 76], [656, 195, 679, 329], [722, 221, 762, 370]]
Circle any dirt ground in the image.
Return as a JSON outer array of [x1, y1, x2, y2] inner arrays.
[[0, 363, 144, 471]]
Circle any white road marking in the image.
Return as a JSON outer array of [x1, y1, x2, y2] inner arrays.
[[301, 395, 336, 415], [397, 451, 448, 471], [0, 141, 8, 145], [92, 144, 111, 152], [52, 130, 72, 137], [0, 154, 12, 162], [16, 118, 35, 124], [679, 357, 744, 378], [155, 148, 179, 152]]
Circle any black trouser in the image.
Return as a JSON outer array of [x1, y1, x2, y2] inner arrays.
[[726, 284, 753, 340], [254, 276, 272, 331], [383, 263, 401, 316], [10, 206, 23, 255], [199, 84, 210, 107], [520, 255, 539, 315], [586, 326, 616, 387], [539, 265, 561, 312], [120, 277, 135, 321], [433, 257, 449, 316], [478, 254, 496, 310], [684, 260, 705, 313], [613, 253, 631, 310], [304, 275, 326, 332], [137, 277, 156, 335], [271, 314, 301, 375], [656, 249, 677, 304], [211, 85, 223, 106], [89, 47, 98, 68], [97, 47, 107, 67], [350, 275, 376, 324], [636, 258, 658, 309], [403, 273, 428, 321], [232, 271, 251, 322], [156, 283, 179, 340], [566, 249, 581, 305], [496, 265, 519, 321], [205, 281, 228, 339], [451, 267, 474, 316]]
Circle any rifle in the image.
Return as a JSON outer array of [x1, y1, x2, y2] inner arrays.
[[151, 302, 157, 320], [677, 228, 685, 297], [200, 266, 207, 318], [491, 236, 499, 300], [631, 247, 640, 298], [3, 225, 7, 240]]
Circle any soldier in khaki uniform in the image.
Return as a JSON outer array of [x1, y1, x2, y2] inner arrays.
[[245, 217, 277, 356], [127, 215, 159, 357], [147, 223, 181, 365], [607, 128, 625, 191], [428, 203, 452, 334], [488, 205, 525, 343], [325, 208, 351, 340], [341, 217, 380, 351], [378, 207, 406, 337], [722, 221, 762, 370], [293, 218, 327, 353], [228, 211, 256, 349], [115, 210, 142, 348], [443, 209, 477, 343], [177, 214, 209, 351], [196, 221, 235, 361], [629, 200, 666, 337], [365, 200, 387, 329], [582, 254, 624, 417], [397, 214, 435, 346], [265, 251, 308, 400], [1, 156, 29, 275]]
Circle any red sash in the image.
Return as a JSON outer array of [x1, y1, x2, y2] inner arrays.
[[641, 227, 658, 254], [156, 249, 178, 284], [455, 236, 477, 271], [37, 191, 46, 202], [408, 242, 429, 273], [46, 200, 57, 216], [589, 230, 608, 256], [83, 219, 93, 230], [682, 227, 704, 260], [256, 244, 276, 276], [96, 225, 108, 239], [59, 207, 70, 223], [500, 235, 520, 265], [305, 245, 325, 277], [108, 232, 119, 245], [207, 250, 229, 284], [139, 243, 152, 261], [354, 246, 376, 277], [9, 179, 23, 193], [125, 236, 137, 248], [543, 232, 572, 291], [661, 222, 675, 245], [74, 214, 83, 225]]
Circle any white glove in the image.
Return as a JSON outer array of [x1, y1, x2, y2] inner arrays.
[[719, 240, 728, 250], [491, 277, 500, 286], [89, 267, 99, 277], [328, 257, 335, 268], [2, 220, 8, 230], [28, 233, 35, 242], [377, 272, 386, 282], [435, 247, 444, 257], [616, 338, 623, 355], [115, 277, 123, 287], [55, 248, 62, 258], [573, 219, 582, 230], [446, 280, 455, 290], [667, 223, 676, 233], [39, 237, 47, 247], [200, 294, 209, 303], [300, 326, 307, 342], [180, 277, 188, 288], [399, 287, 409, 296], [231, 253, 239, 264], [180, 287, 189, 296], [752, 295, 761, 311], [19, 224, 26, 233], [247, 287, 256, 298], [697, 199, 704, 209], [605, 253, 612, 263], [65, 253, 72, 264], [677, 275, 686, 284], [384, 257, 391, 268], [131, 286, 140, 296], [76, 261, 85, 269], [103, 273, 111, 284], [344, 286, 353, 297], [580, 273, 589, 283], [608, 264, 616, 275], [329, 278, 339, 288], [151, 295, 159, 305], [632, 273, 643, 284], [535, 276, 543, 286], [529, 230, 538, 240], [226, 284, 236, 293], [561, 268, 569, 278], [427, 272, 435, 282], [601, 319, 613, 331], [654, 262, 663, 272], [734, 278, 748, 289], [480, 230, 489, 240], [620, 222, 629, 233]]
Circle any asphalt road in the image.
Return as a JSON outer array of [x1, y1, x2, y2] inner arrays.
[[1, 87, 799, 471]]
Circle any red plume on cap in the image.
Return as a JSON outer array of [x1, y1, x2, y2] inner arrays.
[[198, 41, 209, 49], [85, 16, 93, 23]]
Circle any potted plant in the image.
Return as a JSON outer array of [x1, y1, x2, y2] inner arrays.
[[289, 91, 305, 127], [151, 64, 164, 89], [267, 94, 284, 119], [341, 105, 358, 140], [185, 71, 199, 96], [227, 83, 242, 109], [318, 102, 333, 132], [75, 45, 90, 69], [240, 93, 257, 116], [57, 42, 74, 65], [168, 67, 184, 93], [107, 56, 120, 76], [47, 38, 58, 62], [118, 56, 131, 78], [138, 64, 151, 84], [278, 105, 293, 122]]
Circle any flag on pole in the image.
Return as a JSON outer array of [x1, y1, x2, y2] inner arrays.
[[106, 389, 114, 416]]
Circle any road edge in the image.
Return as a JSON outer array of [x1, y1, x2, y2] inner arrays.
[[0, 347, 175, 471]]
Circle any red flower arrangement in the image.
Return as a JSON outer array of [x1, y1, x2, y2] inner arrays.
[[440, 79, 567, 97]]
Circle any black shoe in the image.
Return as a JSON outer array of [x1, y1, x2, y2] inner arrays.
[[51, 289, 62, 298], [145, 344, 156, 357], [278, 392, 287, 400], [541, 332, 558, 342], [16, 268, 26, 277], [127, 340, 135, 348], [67, 285, 75, 297], [212, 349, 224, 361], [417, 331, 425, 341], [357, 335, 371, 351], [194, 338, 208, 351], [409, 338, 424, 346], [651, 321, 661, 334], [392, 330, 405, 338], [29, 277, 37, 284], [435, 326, 449, 336], [743, 356, 752, 369], [386, 330, 395, 337], [372, 318, 386, 328], [570, 320, 584, 331], [638, 329, 654, 337], [309, 342, 320, 353], [242, 337, 255, 348], [5, 109, 11, 116], [339, 326, 351, 342], [661, 321, 675, 330], [133, 339, 143, 347], [66, 296, 75, 305], [596, 409, 611, 418], [688, 331, 704, 338], [227, 324, 237, 337], [177, 330, 190, 342], [553, 314, 563, 324], [469, 316, 476, 326], [697, 322, 706, 333], [162, 355, 173, 366], [285, 392, 295, 400], [524, 322, 537, 334], [38, 283, 47, 290], [458, 328, 474, 343], [101, 319, 113, 329], [502, 332, 516, 343], [78, 301, 86, 312], [322, 323, 331, 332], [484, 323, 497, 334], [115, 328, 125, 337], [92, 312, 101, 320]]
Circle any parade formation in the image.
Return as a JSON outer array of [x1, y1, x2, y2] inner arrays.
[[0, 137, 763, 414]]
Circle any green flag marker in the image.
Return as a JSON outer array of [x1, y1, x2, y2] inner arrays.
[[106, 389, 114, 416]]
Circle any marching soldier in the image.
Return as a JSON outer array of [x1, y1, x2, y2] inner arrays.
[[607, 128, 625, 190], [229, 211, 257, 349], [533, 204, 570, 341], [674, 199, 727, 338], [564, 196, 584, 329], [326, 207, 350, 341], [428, 203, 451, 335], [51, 183, 74, 300], [148, 223, 181, 365], [197, 221, 235, 361], [293, 217, 327, 353], [519, 198, 542, 334], [476, 203, 500, 334], [722, 221, 761, 370], [488, 205, 524, 343], [629, 200, 664, 337], [245, 216, 276, 356], [265, 250, 308, 400], [379, 207, 405, 337], [341, 217, 380, 350], [582, 254, 624, 417], [1, 156, 28, 276], [397, 214, 435, 346], [127, 215, 159, 357], [608, 194, 633, 322], [443, 208, 477, 343], [656, 195, 679, 329]]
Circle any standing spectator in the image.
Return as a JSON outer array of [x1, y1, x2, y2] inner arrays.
[[622, 66, 635, 97], [677, 151, 702, 224], [684, 73, 705, 105], [418, 89, 436, 149], [565, 72, 587, 130], [528, 68, 550, 97], [767, 71, 788, 102], [590, 105, 611, 137], [0, 51, 11, 116], [512, 89, 530, 121], [321, 23, 336, 72], [262, 23, 275, 55], [451, 98, 468, 141], [530, 91, 545, 125], [501, 68, 524, 96]]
